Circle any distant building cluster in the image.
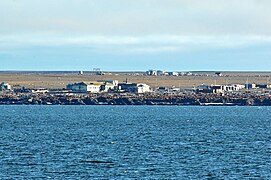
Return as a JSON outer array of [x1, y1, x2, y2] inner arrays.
[[146, 70, 196, 76], [67, 80, 151, 93], [197, 84, 245, 94], [196, 83, 271, 94], [146, 70, 180, 76], [3, 72, 271, 97], [67, 80, 118, 93]]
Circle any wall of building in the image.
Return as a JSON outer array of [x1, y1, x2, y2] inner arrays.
[[87, 85, 100, 93]]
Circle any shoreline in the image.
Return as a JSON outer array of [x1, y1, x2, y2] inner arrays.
[[1, 92, 270, 106]]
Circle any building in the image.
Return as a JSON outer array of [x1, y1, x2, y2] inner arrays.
[[197, 84, 245, 93], [196, 85, 224, 94], [215, 72, 223, 76], [98, 80, 119, 92], [232, 84, 246, 91], [256, 84, 271, 89], [137, 83, 151, 93], [168, 72, 179, 76], [100, 83, 116, 92], [196, 85, 212, 93], [211, 85, 224, 94], [146, 70, 157, 76], [67, 82, 87, 92], [156, 87, 169, 93], [97, 80, 118, 86], [157, 70, 165, 76], [0, 82, 12, 91], [245, 83, 256, 89], [179, 72, 186, 76], [67, 82, 101, 93], [31, 88, 49, 93], [118, 83, 151, 93], [223, 84, 245, 92], [87, 83, 102, 93], [185, 72, 193, 76], [67, 80, 119, 93]]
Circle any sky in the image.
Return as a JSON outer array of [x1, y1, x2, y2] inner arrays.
[[1, 0, 271, 71]]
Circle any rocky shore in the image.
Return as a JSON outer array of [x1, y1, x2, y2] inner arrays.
[[1, 91, 271, 106]]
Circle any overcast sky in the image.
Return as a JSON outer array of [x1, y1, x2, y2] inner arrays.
[[1, 0, 271, 71]]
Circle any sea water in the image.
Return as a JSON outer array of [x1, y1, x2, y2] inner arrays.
[[0, 106, 270, 179]]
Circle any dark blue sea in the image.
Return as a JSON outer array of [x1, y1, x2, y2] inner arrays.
[[0, 106, 270, 179]]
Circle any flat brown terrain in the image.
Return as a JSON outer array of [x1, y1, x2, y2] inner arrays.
[[1, 72, 271, 89]]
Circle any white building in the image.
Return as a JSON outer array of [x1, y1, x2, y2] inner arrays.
[[197, 84, 245, 93], [97, 80, 118, 86], [31, 88, 49, 93], [87, 83, 101, 93], [245, 83, 257, 89], [0, 82, 12, 91], [223, 84, 245, 92], [146, 70, 157, 76], [137, 83, 151, 93], [98, 80, 119, 92], [67, 82, 101, 93], [185, 72, 193, 76], [119, 83, 151, 93], [100, 83, 115, 92], [168, 72, 179, 76], [157, 70, 165, 76]]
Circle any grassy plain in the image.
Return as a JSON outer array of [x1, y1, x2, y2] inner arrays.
[[1, 72, 271, 89]]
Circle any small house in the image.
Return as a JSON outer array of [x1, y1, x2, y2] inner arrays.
[[67, 82, 101, 93], [0, 82, 12, 91], [119, 83, 151, 93], [100, 83, 116, 92]]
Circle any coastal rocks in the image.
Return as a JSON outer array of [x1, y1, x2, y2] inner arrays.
[[246, 98, 255, 106], [82, 98, 99, 105], [1, 92, 271, 106]]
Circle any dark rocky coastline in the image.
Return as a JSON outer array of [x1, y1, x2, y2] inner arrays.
[[1, 92, 271, 106]]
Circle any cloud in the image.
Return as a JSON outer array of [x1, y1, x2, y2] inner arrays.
[[1, 0, 271, 56], [0, 0, 271, 35], [1, 34, 271, 54]]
